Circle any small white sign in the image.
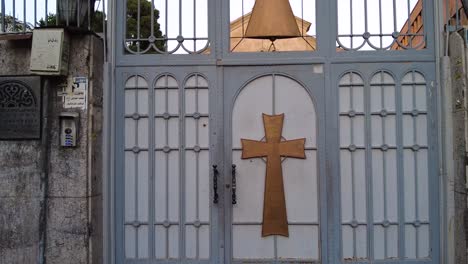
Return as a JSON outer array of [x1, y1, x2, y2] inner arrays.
[[30, 28, 69, 76], [59, 77, 88, 110]]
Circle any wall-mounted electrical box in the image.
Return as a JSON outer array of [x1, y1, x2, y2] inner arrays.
[[59, 112, 79, 147], [30, 28, 70, 76]]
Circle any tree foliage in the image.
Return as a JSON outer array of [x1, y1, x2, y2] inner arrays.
[[0, 14, 34, 32], [38, 11, 105, 33], [126, 0, 165, 52]]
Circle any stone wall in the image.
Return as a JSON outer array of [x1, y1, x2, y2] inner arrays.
[[449, 32, 468, 264], [444, 31, 468, 264], [0, 32, 103, 264]]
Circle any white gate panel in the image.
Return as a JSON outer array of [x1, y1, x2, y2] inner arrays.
[[184, 74, 210, 259], [231, 74, 320, 261], [124, 76, 151, 259], [401, 71, 430, 259], [121, 73, 212, 262], [339, 69, 433, 261]]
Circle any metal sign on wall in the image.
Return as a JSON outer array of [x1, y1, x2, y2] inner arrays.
[[0, 76, 41, 139]]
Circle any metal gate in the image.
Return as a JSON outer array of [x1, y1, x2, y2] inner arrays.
[[108, 0, 440, 263]]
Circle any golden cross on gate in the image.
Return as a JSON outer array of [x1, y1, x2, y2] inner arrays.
[[241, 113, 306, 237]]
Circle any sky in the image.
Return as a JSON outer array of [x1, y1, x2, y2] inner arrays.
[[2, 0, 418, 51], [2, 0, 105, 26]]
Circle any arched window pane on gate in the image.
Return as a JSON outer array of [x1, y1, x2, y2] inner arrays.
[[184, 74, 210, 259], [153, 75, 181, 259], [339, 72, 368, 260], [229, 0, 317, 52], [339, 70, 431, 261], [369, 71, 398, 260], [401, 71, 430, 259], [337, 0, 425, 51], [124, 75, 151, 259], [232, 75, 320, 261], [125, 0, 209, 54]]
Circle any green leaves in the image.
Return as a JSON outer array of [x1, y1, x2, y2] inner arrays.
[[126, 0, 164, 53]]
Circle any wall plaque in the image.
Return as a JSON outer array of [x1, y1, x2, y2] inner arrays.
[[0, 76, 41, 139]]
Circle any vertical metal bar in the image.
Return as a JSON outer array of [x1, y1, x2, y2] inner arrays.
[[351, 126, 357, 258], [165, 0, 168, 51], [411, 71, 420, 258], [456, 0, 460, 28], [149, 76, 155, 260], [1, 0, 6, 32], [55, 0, 58, 26], [365, 72, 374, 261], [349, 73, 357, 258], [350, 0, 354, 49], [165, 75, 170, 259], [393, 0, 397, 32], [34, 0, 37, 29], [363, 0, 368, 33], [134, 77, 140, 259], [23, 0, 26, 32], [178, 0, 182, 36], [241, 0, 244, 37], [378, 0, 383, 48], [88, 0, 91, 30], [102, 0, 106, 59], [380, 72, 388, 259], [406, 0, 412, 47], [1, 0, 5, 32], [180, 72, 186, 261], [274, 236, 278, 260], [77, 0, 81, 27], [149, 74, 156, 260], [46, 0, 49, 26], [13, 0, 16, 31], [66, 0, 69, 26], [137, 0, 141, 52], [397, 69, 406, 260], [150, 0, 154, 38], [195, 75, 200, 259], [193, 0, 196, 51]]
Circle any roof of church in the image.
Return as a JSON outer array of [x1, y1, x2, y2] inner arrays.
[[229, 12, 317, 52]]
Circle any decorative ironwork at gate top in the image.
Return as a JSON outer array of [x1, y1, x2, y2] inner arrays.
[[117, 0, 442, 56]]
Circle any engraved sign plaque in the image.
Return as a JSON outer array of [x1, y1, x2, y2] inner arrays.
[[0, 76, 41, 139]]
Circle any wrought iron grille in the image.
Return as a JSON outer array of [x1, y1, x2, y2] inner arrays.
[[123, 73, 211, 260], [124, 0, 209, 54], [339, 70, 431, 260], [336, 0, 426, 51], [0, 0, 106, 34], [229, 0, 317, 52], [444, 0, 468, 32]]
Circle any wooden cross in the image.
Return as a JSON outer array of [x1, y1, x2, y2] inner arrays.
[[241, 113, 306, 237]]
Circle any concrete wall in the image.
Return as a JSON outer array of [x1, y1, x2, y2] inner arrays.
[[0, 32, 103, 264], [445, 31, 468, 264]]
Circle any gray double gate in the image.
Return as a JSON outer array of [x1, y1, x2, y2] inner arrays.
[[108, 0, 440, 263]]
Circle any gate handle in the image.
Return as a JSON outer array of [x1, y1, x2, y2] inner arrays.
[[212, 165, 219, 204], [232, 164, 237, 205]]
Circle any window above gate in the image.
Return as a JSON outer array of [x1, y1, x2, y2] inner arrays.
[[120, 0, 432, 58], [125, 0, 209, 54], [229, 0, 317, 52], [337, 0, 426, 51]]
